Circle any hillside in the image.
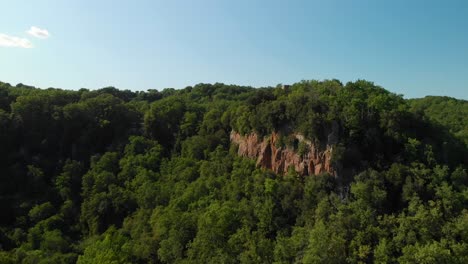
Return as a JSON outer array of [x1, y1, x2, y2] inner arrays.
[[0, 80, 467, 263], [408, 96, 468, 146]]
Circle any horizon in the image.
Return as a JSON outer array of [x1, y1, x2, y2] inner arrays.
[[1, 0, 467, 99], [1, 78, 466, 101]]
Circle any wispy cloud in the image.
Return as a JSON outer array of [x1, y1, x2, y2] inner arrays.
[[0, 33, 33, 48], [27, 26, 50, 39]]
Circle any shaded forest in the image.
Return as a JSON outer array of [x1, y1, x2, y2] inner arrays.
[[0, 80, 467, 263]]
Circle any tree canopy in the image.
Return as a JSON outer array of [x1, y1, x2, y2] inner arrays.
[[0, 80, 466, 263]]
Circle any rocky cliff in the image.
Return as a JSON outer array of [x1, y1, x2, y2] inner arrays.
[[230, 131, 336, 176]]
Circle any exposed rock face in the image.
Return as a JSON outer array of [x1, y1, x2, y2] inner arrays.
[[230, 131, 336, 176]]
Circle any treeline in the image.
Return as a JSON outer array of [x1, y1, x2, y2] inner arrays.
[[0, 80, 466, 263]]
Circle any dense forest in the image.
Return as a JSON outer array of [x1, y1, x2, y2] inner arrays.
[[0, 79, 466, 263]]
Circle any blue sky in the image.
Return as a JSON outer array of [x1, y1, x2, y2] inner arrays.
[[0, 0, 467, 99]]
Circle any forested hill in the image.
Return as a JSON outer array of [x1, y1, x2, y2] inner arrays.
[[0, 80, 467, 263], [408, 96, 468, 146]]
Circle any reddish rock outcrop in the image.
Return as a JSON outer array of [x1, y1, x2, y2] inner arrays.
[[230, 131, 336, 176]]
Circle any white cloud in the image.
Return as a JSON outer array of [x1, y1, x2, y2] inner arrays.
[[27, 26, 50, 39], [0, 33, 33, 48]]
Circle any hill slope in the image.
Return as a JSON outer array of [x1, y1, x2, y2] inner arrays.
[[0, 80, 467, 263], [409, 96, 468, 146]]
